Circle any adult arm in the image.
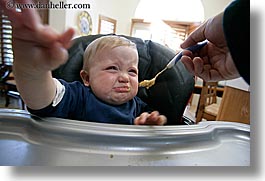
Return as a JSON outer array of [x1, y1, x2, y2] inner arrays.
[[223, 0, 250, 84]]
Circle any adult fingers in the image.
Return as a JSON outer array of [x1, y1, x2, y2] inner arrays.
[[180, 55, 195, 75], [193, 57, 204, 76], [181, 21, 207, 49]]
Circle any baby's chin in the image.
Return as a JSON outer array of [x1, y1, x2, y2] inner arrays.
[[106, 97, 133, 105], [104, 93, 136, 105]]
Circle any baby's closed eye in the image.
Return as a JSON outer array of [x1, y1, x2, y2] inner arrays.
[[105, 66, 119, 73], [106, 66, 118, 70], [128, 68, 138, 76]]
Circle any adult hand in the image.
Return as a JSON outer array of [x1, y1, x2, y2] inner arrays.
[[180, 12, 240, 82]]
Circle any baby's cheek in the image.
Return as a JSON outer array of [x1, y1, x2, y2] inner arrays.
[[131, 77, 139, 88], [130, 82, 138, 95]]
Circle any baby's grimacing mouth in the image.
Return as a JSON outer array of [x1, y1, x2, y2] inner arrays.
[[113, 86, 131, 92]]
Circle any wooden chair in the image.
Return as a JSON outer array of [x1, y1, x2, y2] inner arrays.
[[196, 83, 250, 124], [196, 81, 219, 123], [216, 86, 250, 124]]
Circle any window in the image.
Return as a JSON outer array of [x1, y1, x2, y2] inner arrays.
[[0, 10, 13, 65], [132, 0, 204, 51], [130, 18, 200, 51], [98, 15, 117, 34]]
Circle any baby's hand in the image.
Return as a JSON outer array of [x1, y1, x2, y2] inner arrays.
[[134, 111, 167, 125]]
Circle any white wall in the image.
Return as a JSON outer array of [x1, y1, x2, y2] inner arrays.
[[201, 0, 233, 19], [49, 0, 140, 36], [93, 0, 140, 35], [49, 0, 67, 33]]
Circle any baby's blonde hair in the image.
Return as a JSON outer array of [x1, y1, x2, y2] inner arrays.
[[83, 35, 137, 70]]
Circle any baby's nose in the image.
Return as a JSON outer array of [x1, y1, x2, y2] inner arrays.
[[118, 73, 129, 83]]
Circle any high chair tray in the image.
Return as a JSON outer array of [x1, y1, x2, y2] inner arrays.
[[0, 109, 250, 166]]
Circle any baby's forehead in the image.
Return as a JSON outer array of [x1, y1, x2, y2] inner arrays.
[[103, 45, 136, 52], [100, 45, 138, 60], [84, 36, 138, 68], [96, 36, 136, 48]]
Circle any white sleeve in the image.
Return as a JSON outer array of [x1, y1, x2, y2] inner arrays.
[[52, 78, 65, 107]]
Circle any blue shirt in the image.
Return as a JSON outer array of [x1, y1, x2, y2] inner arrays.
[[28, 79, 151, 125]]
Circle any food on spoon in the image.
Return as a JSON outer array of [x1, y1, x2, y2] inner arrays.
[[139, 78, 155, 89]]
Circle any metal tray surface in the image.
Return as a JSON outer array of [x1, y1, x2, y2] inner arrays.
[[0, 109, 250, 166]]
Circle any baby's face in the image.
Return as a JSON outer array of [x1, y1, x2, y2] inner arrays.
[[86, 46, 139, 105]]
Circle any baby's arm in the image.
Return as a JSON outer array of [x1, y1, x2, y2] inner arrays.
[[134, 111, 167, 125], [0, 0, 74, 109]]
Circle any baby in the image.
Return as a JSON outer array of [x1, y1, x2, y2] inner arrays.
[[27, 36, 167, 125]]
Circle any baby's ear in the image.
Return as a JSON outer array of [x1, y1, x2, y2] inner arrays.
[[80, 70, 90, 86]]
